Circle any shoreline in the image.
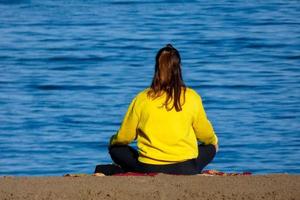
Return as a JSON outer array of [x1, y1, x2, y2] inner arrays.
[[0, 174, 299, 200]]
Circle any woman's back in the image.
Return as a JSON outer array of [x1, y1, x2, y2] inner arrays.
[[135, 87, 201, 164]]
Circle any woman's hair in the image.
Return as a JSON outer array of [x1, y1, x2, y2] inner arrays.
[[148, 44, 186, 112]]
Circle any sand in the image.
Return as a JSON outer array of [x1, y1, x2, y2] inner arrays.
[[0, 174, 299, 200]]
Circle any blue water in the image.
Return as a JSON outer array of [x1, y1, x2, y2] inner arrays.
[[0, 0, 299, 176]]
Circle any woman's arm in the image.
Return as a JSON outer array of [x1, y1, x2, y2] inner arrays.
[[192, 94, 218, 146], [109, 97, 139, 146]]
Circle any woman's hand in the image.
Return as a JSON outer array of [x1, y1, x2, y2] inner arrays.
[[108, 135, 116, 150], [214, 144, 219, 152]]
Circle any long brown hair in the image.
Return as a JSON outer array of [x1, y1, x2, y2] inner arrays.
[[148, 44, 186, 112]]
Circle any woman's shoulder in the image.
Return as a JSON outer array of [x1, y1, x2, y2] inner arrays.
[[185, 87, 201, 99], [135, 88, 151, 100], [134, 87, 202, 100]]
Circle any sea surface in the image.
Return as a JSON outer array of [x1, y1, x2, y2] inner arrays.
[[0, 0, 299, 176]]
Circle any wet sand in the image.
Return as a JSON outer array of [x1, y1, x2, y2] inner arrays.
[[0, 174, 299, 200]]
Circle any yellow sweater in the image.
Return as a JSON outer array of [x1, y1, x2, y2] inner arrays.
[[110, 88, 218, 165]]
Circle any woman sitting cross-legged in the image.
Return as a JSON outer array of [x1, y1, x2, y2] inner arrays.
[[108, 44, 218, 175]]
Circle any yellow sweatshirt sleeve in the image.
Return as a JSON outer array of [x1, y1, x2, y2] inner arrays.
[[110, 97, 139, 146], [192, 94, 218, 145]]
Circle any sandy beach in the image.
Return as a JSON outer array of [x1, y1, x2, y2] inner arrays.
[[0, 174, 299, 200]]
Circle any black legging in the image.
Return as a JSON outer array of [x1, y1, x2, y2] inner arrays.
[[109, 144, 216, 175]]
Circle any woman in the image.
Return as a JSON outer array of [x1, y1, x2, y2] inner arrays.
[[108, 44, 218, 175]]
